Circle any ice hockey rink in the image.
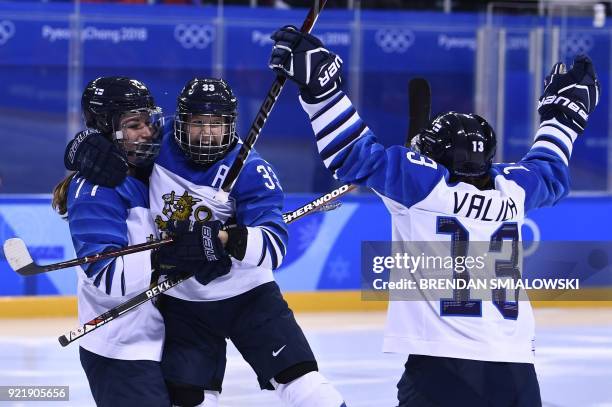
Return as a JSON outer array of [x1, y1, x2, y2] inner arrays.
[[0, 308, 611, 407]]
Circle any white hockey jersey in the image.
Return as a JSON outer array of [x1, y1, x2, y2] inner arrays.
[[149, 129, 288, 301], [67, 175, 164, 361], [300, 91, 576, 364]]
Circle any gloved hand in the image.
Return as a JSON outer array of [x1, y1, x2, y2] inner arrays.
[[154, 220, 232, 286], [64, 129, 128, 187], [538, 54, 600, 133], [268, 25, 343, 103]]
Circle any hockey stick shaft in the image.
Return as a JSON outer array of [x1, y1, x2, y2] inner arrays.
[[219, 0, 328, 196], [407, 77, 432, 146], [3, 237, 174, 276], [4, 188, 343, 277], [58, 184, 350, 347], [282, 184, 357, 223]]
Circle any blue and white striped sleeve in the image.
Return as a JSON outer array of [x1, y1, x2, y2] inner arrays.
[[232, 160, 288, 271], [68, 179, 129, 297], [498, 117, 575, 212], [532, 117, 578, 166], [299, 92, 446, 209]]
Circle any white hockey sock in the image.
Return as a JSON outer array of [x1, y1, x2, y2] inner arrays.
[[201, 390, 219, 407], [274, 371, 345, 407]]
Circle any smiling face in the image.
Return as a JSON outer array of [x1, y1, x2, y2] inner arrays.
[[114, 109, 162, 167], [187, 114, 228, 148]]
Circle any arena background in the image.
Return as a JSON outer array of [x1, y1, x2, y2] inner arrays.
[[0, 1, 611, 406]]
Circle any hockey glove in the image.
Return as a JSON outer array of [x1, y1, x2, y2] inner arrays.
[[154, 220, 232, 286], [269, 25, 343, 103], [538, 54, 600, 133], [64, 129, 128, 187]]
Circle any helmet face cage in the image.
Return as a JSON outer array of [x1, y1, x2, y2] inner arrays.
[[174, 112, 237, 165], [112, 107, 164, 168], [413, 112, 496, 177], [174, 78, 238, 165]]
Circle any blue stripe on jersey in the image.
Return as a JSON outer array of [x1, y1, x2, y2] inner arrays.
[[259, 222, 287, 256], [93, 266, 105, 288], [257, 236, 267, 267], [105, 263, 115, 295], [544, 121, 574, 145], [311, 92, 344, 121], [534, 134, 570, 161], [320, 121, 367, 161], [121, 271, 126, 296], [316, 106, 356, 141], [261, 230, 278, 270]]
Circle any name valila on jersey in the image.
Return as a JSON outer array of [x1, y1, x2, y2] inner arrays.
[[299, 91, 576, 364]]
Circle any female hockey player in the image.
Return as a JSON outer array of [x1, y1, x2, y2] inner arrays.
[[63, 77, 347, 407], [268, 25, 599, 407], [52, 77, 169, 406]]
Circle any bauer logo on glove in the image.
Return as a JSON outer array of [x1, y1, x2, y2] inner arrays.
[[537, 54, 600, 132], [268, 25, 344, 103]]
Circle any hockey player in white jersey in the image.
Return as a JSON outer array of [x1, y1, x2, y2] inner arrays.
[[53, 77, 169, 406], [64, 77, 347, 407], [269, 26, 600, 406]]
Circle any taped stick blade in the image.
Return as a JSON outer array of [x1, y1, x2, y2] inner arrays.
[[3, 238, 36, 274]]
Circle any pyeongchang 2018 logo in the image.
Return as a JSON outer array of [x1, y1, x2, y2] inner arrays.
[[375, 29, 414, 53], [174, 24, 215, 49], [0, 20, 15, 45]]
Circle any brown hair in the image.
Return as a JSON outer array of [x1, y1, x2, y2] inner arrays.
[[52, 173, 77, 216]]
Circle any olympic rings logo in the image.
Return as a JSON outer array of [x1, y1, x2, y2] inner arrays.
[[0, 20, 15, 46], [562, 33, 593, 56], [375, 29, 414, 53], [174, 24, 215, 50]]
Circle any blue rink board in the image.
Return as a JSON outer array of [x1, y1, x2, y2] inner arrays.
[[0, 194, 611, 297], [0, 3, 609, 192]]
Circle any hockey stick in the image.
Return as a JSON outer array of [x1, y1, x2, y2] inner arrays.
[[407, 77, 432, 146], [282, 184, 356, 223], [3, 197, 341, 277], [57, 192, 342, 347], [3, 237, 173, 277], [216, 0, 328, 202]]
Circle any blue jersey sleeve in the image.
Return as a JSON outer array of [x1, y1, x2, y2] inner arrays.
[[230, 157, 288, 270], [300, 92, 447, 210], [68, 177, 129, 296], [493, 117, 575, 212]]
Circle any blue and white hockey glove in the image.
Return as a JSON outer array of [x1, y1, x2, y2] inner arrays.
[[269, 25, 343, 103], [64, 129, 128, 187], [154, 220, 232, 286], [538, 54, 600, 133]]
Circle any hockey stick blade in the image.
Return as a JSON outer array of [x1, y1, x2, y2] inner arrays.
[[217, 0, 329, 200], [4, 237, 174, 276], [407, 77, 432, 146], [3, 238, 35, 275]]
